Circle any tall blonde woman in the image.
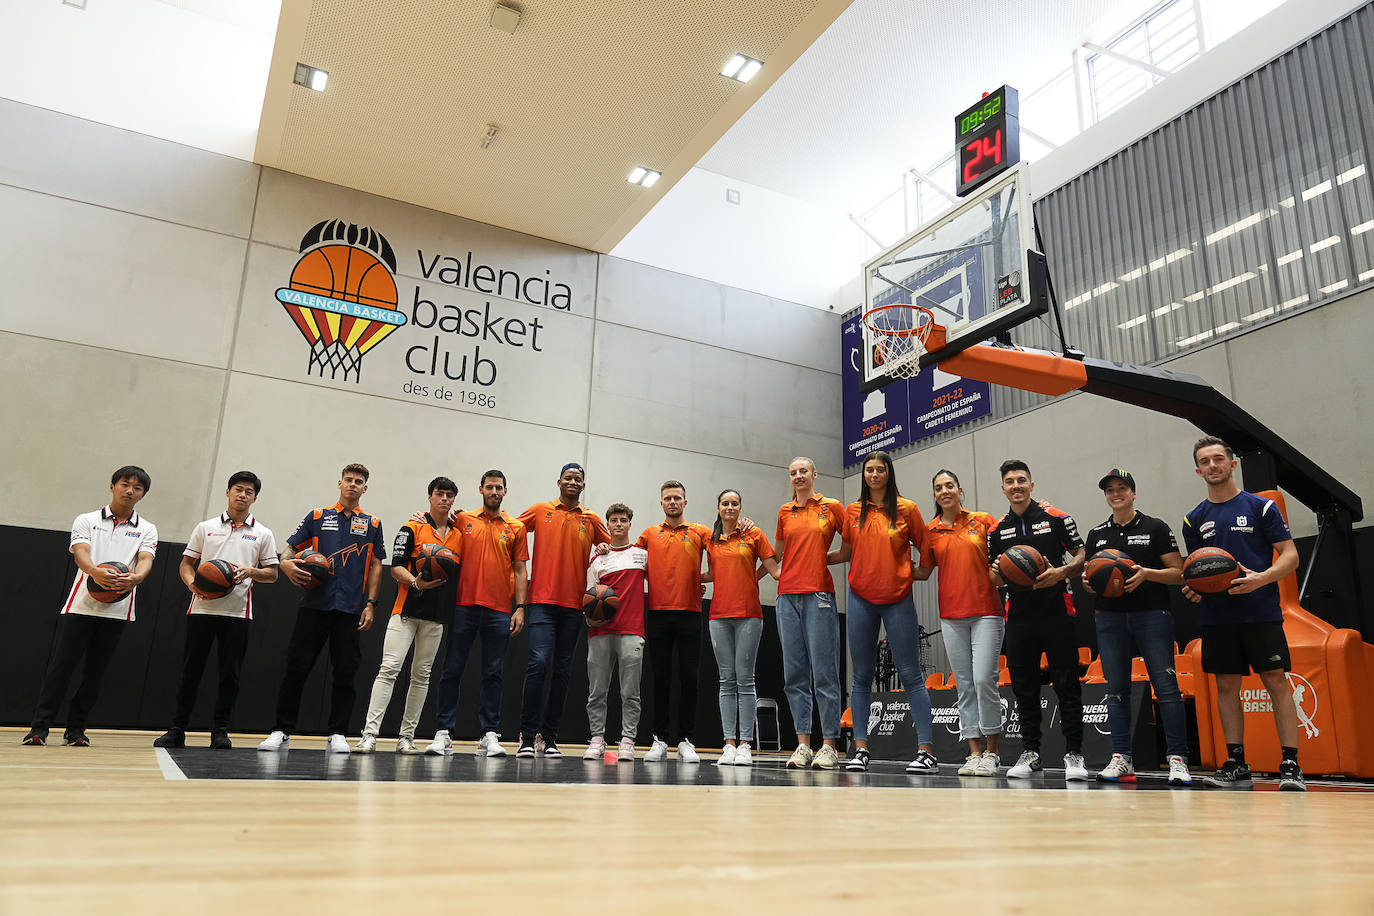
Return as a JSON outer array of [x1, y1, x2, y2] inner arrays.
[[773, 457, 848, 769]]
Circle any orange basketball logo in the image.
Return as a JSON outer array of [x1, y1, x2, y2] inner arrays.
[[276, 219, 408, 382]]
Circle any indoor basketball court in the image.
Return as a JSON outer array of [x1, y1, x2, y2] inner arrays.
[[5, 0, 1374, 912]]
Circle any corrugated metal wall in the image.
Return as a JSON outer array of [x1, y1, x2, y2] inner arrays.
[[876, 3, 1374, 463]]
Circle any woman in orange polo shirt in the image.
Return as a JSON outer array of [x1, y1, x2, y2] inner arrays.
[[827, 451, 933, 774], [915, 469, 1004, 777], [705, 489, 781, 767], [774, 456, 848, 769]]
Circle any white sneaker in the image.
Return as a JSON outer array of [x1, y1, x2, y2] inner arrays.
[[617, 737, 635, 761], [1097, 753, 1135, 783], [644, 738, 669, 762], [584, 736, 606, 760], [352, 734, 376, 754], [257, 730, 289, 751], [1167, 754, 1192, 787], [958, 753, 983, 776], [424, 729, 452, 756], [1007, 750, 1043, 778], [395, 737, 419, 755], [326, 734, 350, 754], [734, 743, 751, 766], [478, 731, 507, 757], [786, 745, 815, 769], [812, 744, 840, 769], [975, 751, 1001, 777], [1064, 753, 1090, 781], [677, 740, 700, 764], [716, 744, 738, 766]]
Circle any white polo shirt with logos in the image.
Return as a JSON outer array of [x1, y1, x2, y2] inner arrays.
[[63, 506, 159, 622], [184, 513, 280, 619]]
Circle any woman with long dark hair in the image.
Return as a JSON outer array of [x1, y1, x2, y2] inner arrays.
[[914, 469, 1004, 776], [705, 489, 780, 766], [827, 452, 934, 774]]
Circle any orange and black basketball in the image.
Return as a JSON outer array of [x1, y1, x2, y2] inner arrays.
[[1184, 547, 1239, 594], [583, 584, 619, 626], [1085, 549, 1137, 598], [296, 550, 332, 588], [998, 545, 1048, 588], [414, 544, 457, 582], [86, 561, 131, 603], [193, 559, 236, 599]]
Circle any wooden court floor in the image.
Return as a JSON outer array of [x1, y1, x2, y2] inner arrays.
[[3, 728, 1373, 914]]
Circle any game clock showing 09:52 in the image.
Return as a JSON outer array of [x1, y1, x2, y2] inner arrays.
[[955, 85, 1020, 198]]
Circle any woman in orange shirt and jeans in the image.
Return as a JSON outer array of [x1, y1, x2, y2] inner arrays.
[[915, 469, 1004, 777], [705, 489, 781, 766], [828, 451, 934, 774]]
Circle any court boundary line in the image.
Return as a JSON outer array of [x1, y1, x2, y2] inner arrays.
[[155, 747, 188, 781]]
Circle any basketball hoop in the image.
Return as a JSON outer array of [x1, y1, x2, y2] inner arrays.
[[862, 304, 936, 380]]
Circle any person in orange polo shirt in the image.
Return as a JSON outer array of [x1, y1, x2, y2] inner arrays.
[[914, 469, 1005, 777], [637, 480, 714, 764], [827, 452, 933, 774], [774, 456, 849, 769], [705, 489, 780, 767], [425, 470, 528, 759], [515, 462, 611, 759]]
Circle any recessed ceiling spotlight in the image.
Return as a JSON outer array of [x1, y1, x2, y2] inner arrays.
[[721, 54, 763, 83], [627, 167, 661, 187], [293, 63, 329, 92]]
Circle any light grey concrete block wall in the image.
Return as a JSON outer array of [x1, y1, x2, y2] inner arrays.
[[0, 99, 844, 614], [851, 292, 1373, 673]]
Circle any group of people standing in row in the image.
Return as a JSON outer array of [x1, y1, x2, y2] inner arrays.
[[18, 436, 1306, 790]]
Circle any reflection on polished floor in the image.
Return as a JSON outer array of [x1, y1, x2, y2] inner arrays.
[[4, 729, 1374, 914]]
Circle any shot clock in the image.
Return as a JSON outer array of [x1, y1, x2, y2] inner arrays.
[[955, 85, 1020, 197]]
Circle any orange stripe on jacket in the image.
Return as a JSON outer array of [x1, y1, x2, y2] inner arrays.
[[705, 527, 775, 619], [518, 500, 611, 609], [775, 494, 846, 595], [844, 498, 925, 604]]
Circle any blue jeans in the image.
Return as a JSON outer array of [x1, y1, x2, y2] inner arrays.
[[847, 589, 933, 746], [709, 617, 763, 742], [775, 592, 842, 739], [1095, 609, 1188, 758], [518, 604, 584, 742], [434, 605, 512, 734], [941, 615, 1005, 738]]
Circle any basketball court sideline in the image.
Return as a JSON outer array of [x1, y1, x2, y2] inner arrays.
[[4, 729, 1373, 912]]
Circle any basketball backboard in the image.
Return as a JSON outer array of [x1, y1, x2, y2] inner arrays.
[[860, 164, 1046, 392]]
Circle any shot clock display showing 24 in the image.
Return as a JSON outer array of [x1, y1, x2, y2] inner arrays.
[[955, 85, 1020, 197]]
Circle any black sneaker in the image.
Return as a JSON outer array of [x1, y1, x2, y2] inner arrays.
[[1279, 760, 1307, 792], [209, 729, 233, 750], [516, 738, 537, 759], [542, 741, 562, 759], [153, 729, 186, 748], [906, 749, 939, 774], [64, 733, 91, 747], [845, 748, 871, 772], [21, 732, 46, 746], [1205, 757, 1252, 787]]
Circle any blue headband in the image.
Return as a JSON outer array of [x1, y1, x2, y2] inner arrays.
[[561, 462, 585, 476]]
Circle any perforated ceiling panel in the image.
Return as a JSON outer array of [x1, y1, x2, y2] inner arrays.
[[258, 0, 851, 251]]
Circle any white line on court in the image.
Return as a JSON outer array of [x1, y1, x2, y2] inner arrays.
[[155, 747, 187, 781]]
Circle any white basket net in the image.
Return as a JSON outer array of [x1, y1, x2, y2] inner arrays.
[[864, 305, 934, 380]]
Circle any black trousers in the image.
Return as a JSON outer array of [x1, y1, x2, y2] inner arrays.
[[1005, 603, 1083, 754], [273, 607, 362, 735], [30, 614, 126, 737], [647, 610, 702, 744], [172, 615, 250, 730]]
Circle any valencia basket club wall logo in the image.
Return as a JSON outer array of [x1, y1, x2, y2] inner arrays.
[[276, 219, 408, 383]]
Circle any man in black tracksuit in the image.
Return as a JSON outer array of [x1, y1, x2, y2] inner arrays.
[[988, 459, 1087, 779]]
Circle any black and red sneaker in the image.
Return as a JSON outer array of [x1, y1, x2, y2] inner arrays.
[[21, 732, 46, 746], [63, 733, 91, 747]]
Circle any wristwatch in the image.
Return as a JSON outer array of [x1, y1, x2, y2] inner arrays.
[[514, 603, 526, 610], [365, 598, 377, 606]]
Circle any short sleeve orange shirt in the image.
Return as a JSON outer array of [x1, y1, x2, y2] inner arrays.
[[517, 500, 611, 609], [920, 509, 1001, 619], [774, 494, 846, 595], [704, 527, 775, 619], [844, 497, 926, 604], [455, 509, 529, 614], [635, 522, 712, 611]]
